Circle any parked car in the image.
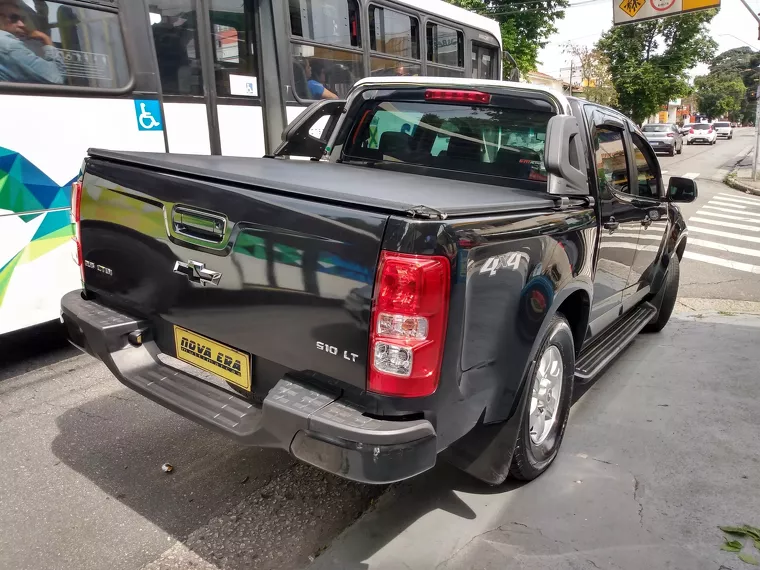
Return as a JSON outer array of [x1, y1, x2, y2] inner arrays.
[[61, 78, 696, 486], [642, 123, 683, 156], [686, 123, 717, 145], [680, 123, 694, 136], [714, 121, 733, 139]]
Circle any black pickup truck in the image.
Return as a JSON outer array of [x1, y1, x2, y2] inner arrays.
[[61, 78, 696, 486]]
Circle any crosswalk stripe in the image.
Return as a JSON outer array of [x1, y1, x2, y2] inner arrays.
[[690, 217, 760, 231], [683, 172, 700, 179], [683, 251, 760, 274], [710, 199, 747, 209], [689, 226, 760, 244], [702, 205, 760, 217], [689, 238, 760, 258], [718, 192, 760, 204], [713, 195, 760, 207], [695, 210, 760, 222], [612, 232, 663, 242]]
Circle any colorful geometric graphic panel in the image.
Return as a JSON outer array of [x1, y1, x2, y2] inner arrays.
[[0, 147, 78, 334]]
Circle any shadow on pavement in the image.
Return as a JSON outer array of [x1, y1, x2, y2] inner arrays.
[[0, 320, 78, 382], [50, 388, 383, 570]]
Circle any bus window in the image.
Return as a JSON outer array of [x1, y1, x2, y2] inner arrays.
[[289, 0, 363, 101], [209, 0, 257, 98], [289, 0, 360, 48], [291, 44, 362, 100], [426, 23, 463, 77], [369, 6, 419, 60], [471, 43, 496, 80], [0, 0, 129, 88], [368, 5, 419, 78], [150, 0, 202, 96]]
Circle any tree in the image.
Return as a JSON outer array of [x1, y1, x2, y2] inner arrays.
[[707, 47, 760, 124], [564, 45, 618, 106], [694, 73, 745, 120], [447, 0, 569, 77], [597, 11, 718, 125]]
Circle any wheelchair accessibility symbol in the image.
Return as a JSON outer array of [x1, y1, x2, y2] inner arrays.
[[134, 99, 163, 131]]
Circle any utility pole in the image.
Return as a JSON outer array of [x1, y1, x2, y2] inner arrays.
[[754, 80, 760, 180], [737, 0, 760, 179]]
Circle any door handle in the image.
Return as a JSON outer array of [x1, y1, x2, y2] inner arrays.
[[641, 215, 652, 228], [603, 217, 619, 233], [172, 206, 227, 244]]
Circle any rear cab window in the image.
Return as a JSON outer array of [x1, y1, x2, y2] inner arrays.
[[342, 89, 556, 188], [642, 125, 670, 132]]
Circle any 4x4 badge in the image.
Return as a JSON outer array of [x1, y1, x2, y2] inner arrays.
[[173, 260, 222, 286]]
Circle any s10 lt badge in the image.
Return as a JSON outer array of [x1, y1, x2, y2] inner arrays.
[[317, 341, 359, 363], [84, 260, 112, 276]]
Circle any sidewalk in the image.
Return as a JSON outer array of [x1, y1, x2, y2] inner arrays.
[[724, 146, 760, 196]]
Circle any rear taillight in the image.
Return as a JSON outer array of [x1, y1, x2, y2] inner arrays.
[[71, 180, 84, 283], [690, 128, 694, 134], [425, 89, 491, 104], [666, 133, 674, 137], [368, 251, 451, 397]]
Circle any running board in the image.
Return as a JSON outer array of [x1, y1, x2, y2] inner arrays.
[[575, 303, 657, 383]]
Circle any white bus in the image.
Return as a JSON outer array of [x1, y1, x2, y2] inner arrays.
[[0, 0, 505, 335]]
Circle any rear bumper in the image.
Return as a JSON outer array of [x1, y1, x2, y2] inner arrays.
[[61, 290, 437, 484]]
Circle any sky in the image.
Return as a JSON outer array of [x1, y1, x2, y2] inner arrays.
[[536, 0, 760, 81]]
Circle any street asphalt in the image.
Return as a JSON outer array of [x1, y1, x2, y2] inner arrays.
[[2, 132, 760, 570]]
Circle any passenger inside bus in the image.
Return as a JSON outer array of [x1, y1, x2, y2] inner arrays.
[[0, 0, 64, 84], [307, 59, 338, 100]]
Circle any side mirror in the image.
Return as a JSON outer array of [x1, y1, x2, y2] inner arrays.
[[273, 99, 345, 159], [544, 115, 589, 196], [667, 176, 698, 203]]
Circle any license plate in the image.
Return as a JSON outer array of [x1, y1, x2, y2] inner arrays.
[[174, 326, 251, 390]]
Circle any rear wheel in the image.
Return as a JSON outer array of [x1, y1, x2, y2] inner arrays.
[[644, 254, 680, 333], [510, 314, 574, 481]]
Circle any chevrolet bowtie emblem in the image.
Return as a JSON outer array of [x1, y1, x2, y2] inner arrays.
[[173, 260, 222, 286]]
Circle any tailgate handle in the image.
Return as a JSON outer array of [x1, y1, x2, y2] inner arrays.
[[172, 207, 226, 243]]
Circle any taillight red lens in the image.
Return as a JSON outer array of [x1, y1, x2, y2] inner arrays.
[[368, 251, 451, 397], [666, 133, 674, 137], [71, 181, 84, 282], [425, 89, 491, 104], [690, 128, 694, 134]]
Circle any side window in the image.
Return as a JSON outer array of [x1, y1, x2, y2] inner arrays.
[[368, 5, 420, 78], [289, 0, 363, 101], [630, 133, 661, 199], [0, 1, 129, 88], [426, 23, 463, 73], [471, 44, 496, 80], [209, 0, 257, 98], [289, 0, 361, 48], [594, 127, 630, 198], [151, 0, 202, 96]]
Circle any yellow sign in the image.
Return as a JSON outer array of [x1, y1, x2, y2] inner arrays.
[[174, 326, 251, 390], [619, 0, 645, 17], [614, 0, 719, 25], [659, 111, 669, 123]]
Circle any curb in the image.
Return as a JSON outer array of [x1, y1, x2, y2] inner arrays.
[[723, 145, 760, 196], [724, 175, 760, 196]]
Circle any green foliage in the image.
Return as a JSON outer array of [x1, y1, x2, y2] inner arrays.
[[597, 11, 717, 125], [695, 72, 746, 120], [707, 47, 760, 124], [447, 0, 569, 76]]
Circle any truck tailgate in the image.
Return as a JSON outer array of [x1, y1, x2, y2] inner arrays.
[[80, 157, 387, 395]]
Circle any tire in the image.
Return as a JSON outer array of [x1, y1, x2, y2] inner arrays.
[[668, 147, 675, 157], [644, 254, 680, 333], [510, 314, 575, 481]]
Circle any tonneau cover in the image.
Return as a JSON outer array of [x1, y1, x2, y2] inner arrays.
[[87, 149, 558, 218]]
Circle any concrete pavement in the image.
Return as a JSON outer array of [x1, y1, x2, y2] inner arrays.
[[310, 313, 760, 570]]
